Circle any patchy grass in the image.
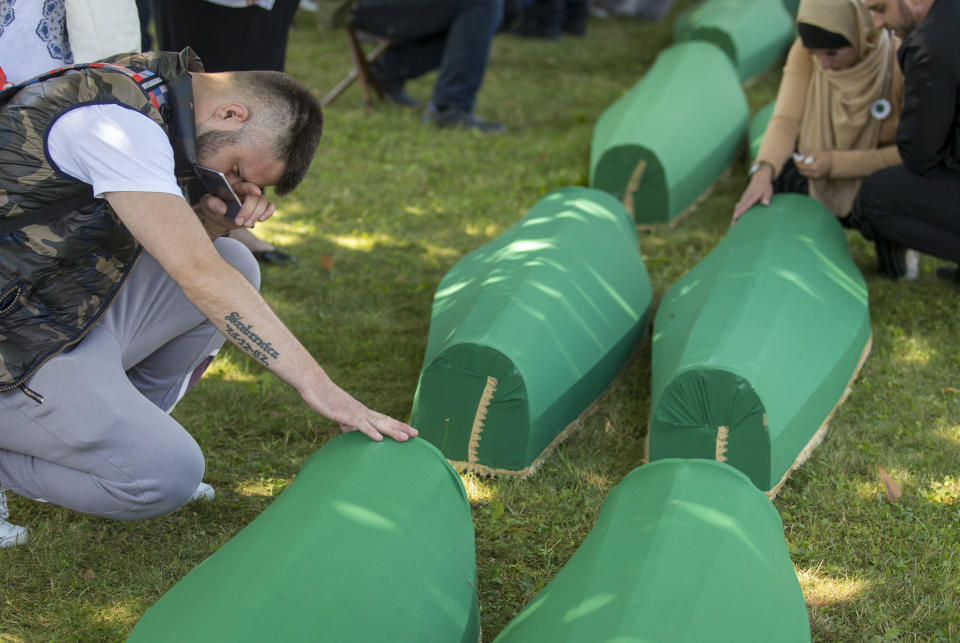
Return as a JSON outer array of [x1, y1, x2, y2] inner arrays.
[[3, 5, 960, 641]]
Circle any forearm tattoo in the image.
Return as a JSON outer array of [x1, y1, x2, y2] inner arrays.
[[223, 312, 280, 367]]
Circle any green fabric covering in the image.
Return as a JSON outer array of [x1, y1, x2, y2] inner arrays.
[[749, 100, 776, 162], [589, 42, 748, 224], [128, 434, 479, 643], [648, 194, 871, 494], [782, 0, 800, 17], [493, 459, 811, 642], [674, 0, 794, 82], [411, 187, 651, 476]]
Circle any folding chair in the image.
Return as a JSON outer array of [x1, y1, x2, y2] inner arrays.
[[320, 26, 392, 107]]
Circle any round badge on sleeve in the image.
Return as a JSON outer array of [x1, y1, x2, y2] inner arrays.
[[870, 98, 892, 120]]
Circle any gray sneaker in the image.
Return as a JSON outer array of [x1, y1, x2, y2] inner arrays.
[[422, 104, 505, 134], [0, 489, 28, 548]]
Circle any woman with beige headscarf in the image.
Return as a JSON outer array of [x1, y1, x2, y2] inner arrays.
[[732, 0, 903, 224]]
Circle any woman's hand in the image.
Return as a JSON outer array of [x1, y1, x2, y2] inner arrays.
[[732, 166, 774, 225], [795, 151, 833, 179]]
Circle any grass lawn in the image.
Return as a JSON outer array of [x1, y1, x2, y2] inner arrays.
[[3, 5, 960, 641]]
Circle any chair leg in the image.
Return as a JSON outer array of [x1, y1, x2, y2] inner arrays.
[[321, 28, 393, 108]]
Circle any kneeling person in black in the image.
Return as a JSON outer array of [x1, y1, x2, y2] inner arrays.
[[853, 0, 960, 281]]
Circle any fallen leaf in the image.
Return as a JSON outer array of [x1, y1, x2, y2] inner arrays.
[[318, 253, 335, 272], [945, 387, 959, 394], [877, 466, 902, 503], [82, 568, 97, 580]]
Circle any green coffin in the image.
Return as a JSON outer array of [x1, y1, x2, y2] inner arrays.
[[411, 187, 652, 477], [590, 41, 748, 225], [128, 434, 479, 643], [493, 459, 811, 642], [674, 0, 794, 82], [648, 194, 871, 496], [748, 100, 776, 162]]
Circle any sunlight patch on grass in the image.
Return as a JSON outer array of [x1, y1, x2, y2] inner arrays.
[[797, 565, 870, 607], [465, 221, 502, 239], [206, 366, 257, 384], [274, 200, 308, 217], [923, 475, 960, 506], [893, 334, 936, 366], [932, 423, 960, 445], [461, 474, 497, 504], [96, 599, 141, 628], [0, 633, 27, 642], [235, 477, 291, 498], [329, 233, 382, 251]]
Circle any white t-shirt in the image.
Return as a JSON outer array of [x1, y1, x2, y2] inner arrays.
[[47, 104, 185, 199]]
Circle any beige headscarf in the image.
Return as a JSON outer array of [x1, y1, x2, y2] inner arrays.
[[796, 0, 898, 215]]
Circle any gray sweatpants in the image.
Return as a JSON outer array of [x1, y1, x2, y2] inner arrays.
[[0, 237, 260, 520]]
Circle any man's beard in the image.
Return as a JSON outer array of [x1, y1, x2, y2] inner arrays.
[[896, 0, 920, 35], [197, 128, 243, 164]]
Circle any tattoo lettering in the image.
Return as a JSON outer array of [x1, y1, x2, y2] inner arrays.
[[223, 312, 280, 367]]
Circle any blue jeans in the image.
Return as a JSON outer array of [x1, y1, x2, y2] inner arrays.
[[353, 0, 504, 111]]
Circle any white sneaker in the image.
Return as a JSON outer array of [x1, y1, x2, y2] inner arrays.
[[189, 482, 215, 503], [0, 489, 28, 548], [904, 249, 920, 281]]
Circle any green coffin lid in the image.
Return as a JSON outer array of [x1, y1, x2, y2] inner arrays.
[[128, 434, 479, 643], [494, 459, 811, 642], [590, 41, 747, 225], [648, 194, 871, 496], [748, 100, 776, 162], [411, 187, 652, 477], [674, 0, 794, 82]]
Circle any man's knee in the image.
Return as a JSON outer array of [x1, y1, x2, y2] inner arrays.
[[113, 437, 205, 520], [214, 236, 261, 290], [856, 168, 893, 217]]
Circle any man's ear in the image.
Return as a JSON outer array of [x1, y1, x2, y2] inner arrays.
[[214, 102, 250, 128]]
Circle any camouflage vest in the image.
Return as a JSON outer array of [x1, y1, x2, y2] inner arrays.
[[0, 49, 203, 395]]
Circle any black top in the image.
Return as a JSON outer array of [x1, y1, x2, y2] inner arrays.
[[896, 0, 960, 175]]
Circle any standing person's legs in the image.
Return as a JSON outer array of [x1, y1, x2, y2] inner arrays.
[[430, 0, 502, 112], [0, 238, 259, 520], [151, 0, 286, 72], [852, 165, 960, 278], [354, 1, 461, 85], [355, 0, 502, 111]]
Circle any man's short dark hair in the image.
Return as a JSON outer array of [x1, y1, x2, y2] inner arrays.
[[233, 71, 323, 196]]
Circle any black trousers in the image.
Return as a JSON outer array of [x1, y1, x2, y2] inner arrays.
[[851, 164, 960, 278], [150, 0, 300, 72]]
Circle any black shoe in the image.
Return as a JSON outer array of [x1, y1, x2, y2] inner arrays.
[[253, 249, 296, 265], [381, 81, 421, 108], [936, 264, 960, 282], [422, 104, 505, 134], [372, 69, 422, 108]]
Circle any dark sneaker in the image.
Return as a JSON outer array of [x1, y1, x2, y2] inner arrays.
[[936, 264, 960, 282], [377, 78, 422, 108], [422, 104, 506, 134]]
